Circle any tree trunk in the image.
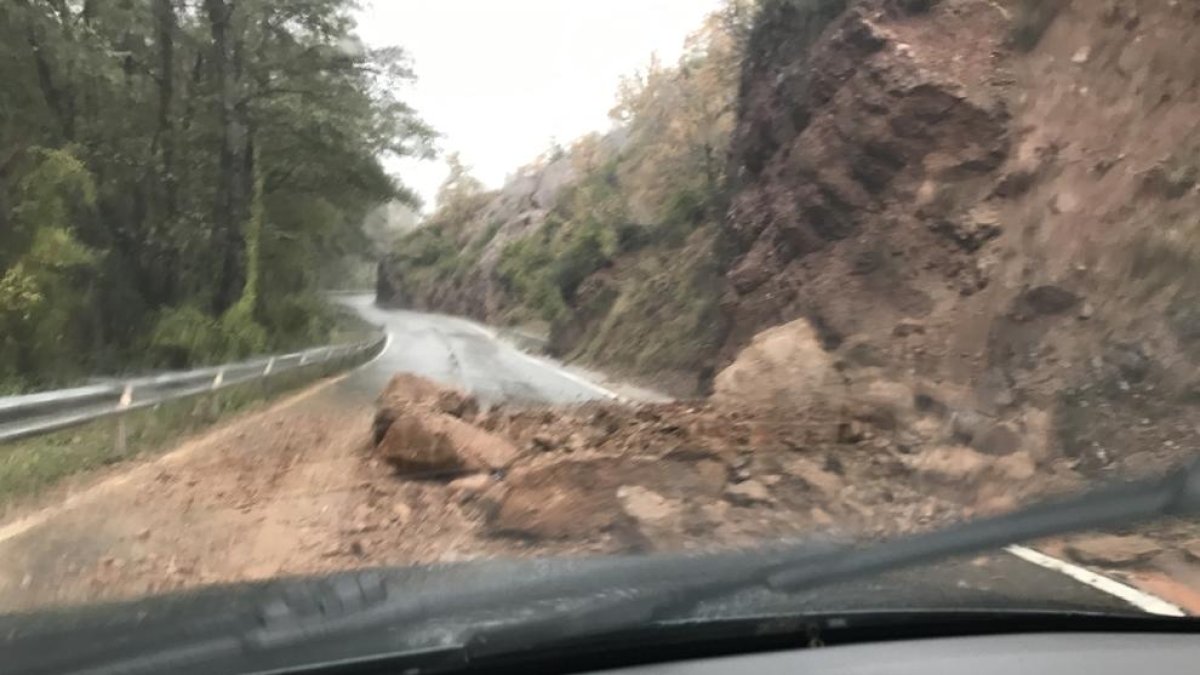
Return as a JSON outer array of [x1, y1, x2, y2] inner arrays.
[[154, 0, 179, 221], [20, 4, 76, 141], [204, 0, 248, 314]]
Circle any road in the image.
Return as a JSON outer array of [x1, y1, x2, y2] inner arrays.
[[336, 294, 618, 405], [0, 297, 1178, 618]]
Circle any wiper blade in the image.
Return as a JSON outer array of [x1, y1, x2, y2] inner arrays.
[[466, 455, 1200, 657]]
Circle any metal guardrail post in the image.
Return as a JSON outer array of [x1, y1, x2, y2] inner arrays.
[[114, 383, 133, 456]]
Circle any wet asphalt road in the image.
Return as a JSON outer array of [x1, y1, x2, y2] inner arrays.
[[334, 294, 1149, 616], [336, 294, 614, 406]]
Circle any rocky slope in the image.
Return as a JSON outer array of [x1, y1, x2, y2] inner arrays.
[[383, 0, 1200, 475], [716, 0, 1200, 478]]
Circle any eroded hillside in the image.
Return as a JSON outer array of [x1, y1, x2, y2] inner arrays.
[[382, 0, 1200, 476]]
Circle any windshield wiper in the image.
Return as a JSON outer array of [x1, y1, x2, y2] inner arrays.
[[465, 455, 1200, 657]]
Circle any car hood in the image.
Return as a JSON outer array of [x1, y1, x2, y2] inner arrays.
[[0, 546, 1136, 675]]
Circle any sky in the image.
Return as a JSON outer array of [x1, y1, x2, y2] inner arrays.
[[354, 0, 723, 212]]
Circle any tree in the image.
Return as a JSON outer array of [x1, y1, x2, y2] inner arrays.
[[0, 0, 434, 387], [609, 0, 755, 223]]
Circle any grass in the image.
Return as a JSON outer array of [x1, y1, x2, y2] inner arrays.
[[0, 356, 355, 512]]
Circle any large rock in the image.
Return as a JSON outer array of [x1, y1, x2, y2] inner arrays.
[[376, 411, 517, 477], [489, 459, 629, 539], [783, 456, 843, 497], [907, 445, 992, 483], [1067, 535, 1160, 567], [617, 486, 682, 532], [377, 373, 478, 419], [713, 319, 840, 414]]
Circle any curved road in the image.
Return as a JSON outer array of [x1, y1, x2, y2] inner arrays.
[[336, 294, 618, 405]]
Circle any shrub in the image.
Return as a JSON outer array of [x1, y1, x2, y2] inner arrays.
[[149, 305, 224, 368]]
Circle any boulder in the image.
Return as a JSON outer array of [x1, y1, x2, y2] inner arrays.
[[377, 411, 518, 477], [617, 486, 682, 531], [847, 379, 917, 430], [374, 374, 482, 448], [489, 459, 628, 539], [1067, 535, 1160, 567], [973, 422, 1023, 456], [784, 457, 844, 497], [713, 319, 840, 415], [908, 445, 992, 483], [377, 373, 479, 419], [1015, 285, 1081, 318], [993, 451, 1037, 481], [726, 479, 773, 506], [448, 473, 493, 501]]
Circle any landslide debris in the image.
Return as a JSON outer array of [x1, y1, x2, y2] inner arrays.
[[373, 374, 515, 476], [369, 374, 1092, 551]]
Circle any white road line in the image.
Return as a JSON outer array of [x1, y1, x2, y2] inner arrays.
[[455, 320, 625, 401], [508, 349, 624, 401], [1005, 545, 1186, 616], [358, 331, 393, 372]]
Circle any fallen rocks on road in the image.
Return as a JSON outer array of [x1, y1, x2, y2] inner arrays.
[[376, 411, 518, 476], [489, 459, 628, 540], [725, 480, 773, 506], [373, 373, 517, 477], [1066, 535, 1162, 567], [365, 374, 1200, 569]]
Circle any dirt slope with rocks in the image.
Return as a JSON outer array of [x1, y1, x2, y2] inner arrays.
[[714, 0, 1200, 485]]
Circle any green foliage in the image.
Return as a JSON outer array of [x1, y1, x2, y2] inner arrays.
[[220, 303, 269, 359], [147, 302, 273, 366], [0, 0, 431, 389], [498, 236, 568, 321], [148, 305, 224, 368], [1009, 0, 1065, 52], [570, 227, 724, 376], [0, 147, 98, 388]]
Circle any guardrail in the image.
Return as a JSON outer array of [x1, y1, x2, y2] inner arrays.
[[0, 333, 387, 445]]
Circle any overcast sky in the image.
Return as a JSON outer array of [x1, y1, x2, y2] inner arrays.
[[355, 0, 722, 211]]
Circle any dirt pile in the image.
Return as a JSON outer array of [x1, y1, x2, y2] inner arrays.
[[367, 374, 1093, 552], [357, 374, 1200, 611]]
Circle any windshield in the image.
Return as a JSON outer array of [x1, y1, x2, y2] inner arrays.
[[1, 0, 1198, 662]]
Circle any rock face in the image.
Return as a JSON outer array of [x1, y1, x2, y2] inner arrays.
[[712, 0, 1200, 478], [381, 0, 1200, 485], [377, 153, 583, 320]]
